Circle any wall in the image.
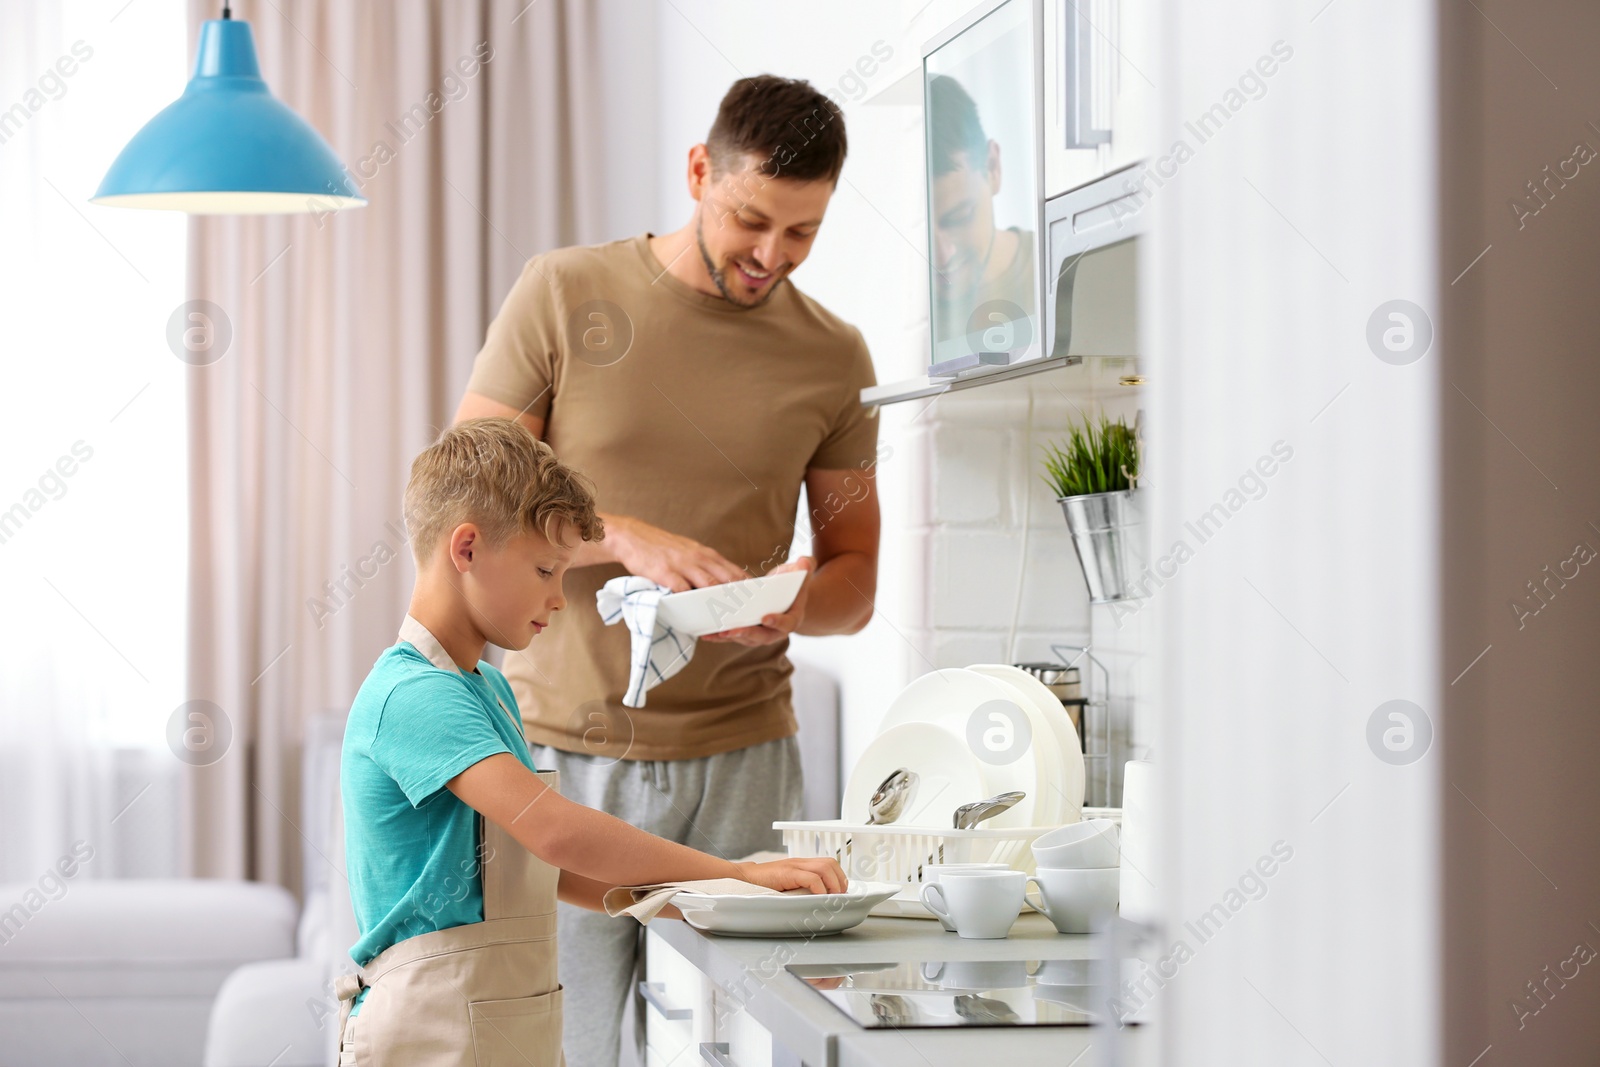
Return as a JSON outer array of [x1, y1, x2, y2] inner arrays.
[[1150, 1, 1441, 1064], [914, 377, 1095, 671], [646, 0, 932, 776], [913, 370, 1149, 805]]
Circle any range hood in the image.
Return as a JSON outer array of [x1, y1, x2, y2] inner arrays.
[[1045, 162, 1147, 361]]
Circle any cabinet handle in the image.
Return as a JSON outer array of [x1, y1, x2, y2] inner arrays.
[[699, 1042, 739, 1067], [1063, 0, 1112, 148], [638, 981, 692, 1021]]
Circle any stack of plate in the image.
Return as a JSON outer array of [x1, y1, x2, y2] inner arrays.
[[842, 665, 1085, 831], [672, 881, 902, 937]]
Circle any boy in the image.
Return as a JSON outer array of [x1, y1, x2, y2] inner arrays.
[[336, 418, 844, 1065]]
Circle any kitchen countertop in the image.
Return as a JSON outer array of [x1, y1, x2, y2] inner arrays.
[[651, 912, 1152, 1067]]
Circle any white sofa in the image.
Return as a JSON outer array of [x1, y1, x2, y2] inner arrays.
[[0, 709, 350, 1067], [202, 709, 359, 1067], [0, 878, 297, 1067]]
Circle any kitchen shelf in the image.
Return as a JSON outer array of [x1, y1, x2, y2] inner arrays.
[[862, 352, 1142, 408], [861, 353, 1082, 407]]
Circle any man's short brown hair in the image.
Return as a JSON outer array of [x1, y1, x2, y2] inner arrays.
[[706, 74, 848, 184], [404, 418, 603, 563]]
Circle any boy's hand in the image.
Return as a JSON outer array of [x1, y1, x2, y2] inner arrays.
[[733, 855, 848, 895]]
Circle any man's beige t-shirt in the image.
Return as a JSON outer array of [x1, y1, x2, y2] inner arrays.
[[465, 234, 878, 761]]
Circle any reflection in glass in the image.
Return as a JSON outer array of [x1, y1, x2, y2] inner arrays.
[[786, 960, 1116, 1028], [925, 0, 1039, 365]]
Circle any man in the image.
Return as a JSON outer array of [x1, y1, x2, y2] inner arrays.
[[453, 75, 880, 1067]]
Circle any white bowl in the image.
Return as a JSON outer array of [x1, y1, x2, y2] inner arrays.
[[654, 571, 806, 637], [1031, 818, 1120, 869]]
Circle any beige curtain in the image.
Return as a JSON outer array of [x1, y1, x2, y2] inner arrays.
[[183, 0, 611, 891]]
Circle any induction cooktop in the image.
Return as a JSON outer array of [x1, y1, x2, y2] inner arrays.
[[787, 959, 1141, 1029]]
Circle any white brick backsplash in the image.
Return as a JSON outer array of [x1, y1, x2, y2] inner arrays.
[[1010, 631, 1092, 664], [1018, 529, 1092, 629], [899, 421, 935, 531], [930, 380, 1032, 423], [932, 630, 1008, 670], [902, 627, 937, 679], [1028, 428, 1073, 525], [933, 425, 1007, 524], [931, 529, 1022, 630], [904, 529, 932, 630], [1090, 594, 1153, 653]]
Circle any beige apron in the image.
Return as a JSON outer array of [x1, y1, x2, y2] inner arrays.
[[336, 616, 564, 1066]]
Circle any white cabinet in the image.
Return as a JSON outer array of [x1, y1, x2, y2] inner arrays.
[[1104, 0, 1153, 174], [642, 929, 713, 1067], [714, 999, 777, 1067], [1042, 0, 1154, 197], [643, 928, 790, 1067]]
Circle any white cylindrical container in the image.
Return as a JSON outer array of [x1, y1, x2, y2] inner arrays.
[[1118, 759, 1159, 924]]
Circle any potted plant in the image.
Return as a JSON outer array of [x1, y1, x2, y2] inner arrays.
[[1041, 414, 1147, 602]]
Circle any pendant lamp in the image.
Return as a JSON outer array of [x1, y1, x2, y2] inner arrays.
[[93, 5, 365, 215]]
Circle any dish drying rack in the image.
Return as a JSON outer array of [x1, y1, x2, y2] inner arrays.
[[776, 807, 1121, 918]]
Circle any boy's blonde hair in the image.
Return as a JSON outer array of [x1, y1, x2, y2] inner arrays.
[[405, 418, 603, 563]]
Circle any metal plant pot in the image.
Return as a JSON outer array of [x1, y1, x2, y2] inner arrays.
[[1057, 488, 1147, 603]]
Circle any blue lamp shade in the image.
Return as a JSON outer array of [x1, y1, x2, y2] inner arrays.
[[93, 18, 365, 214]]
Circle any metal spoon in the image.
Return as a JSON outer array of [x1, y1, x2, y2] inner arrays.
[[954, 993, 1021, 1024], [867, 768, 917, 825], [952, 790, 1026, 830], [870, 993, 919, 1028], [837, 768, 919, 867]]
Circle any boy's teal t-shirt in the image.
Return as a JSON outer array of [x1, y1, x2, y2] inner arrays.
[[340, 637, 537, 1016]]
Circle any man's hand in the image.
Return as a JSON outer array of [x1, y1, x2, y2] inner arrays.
[[701, 557, 813, 647], [609, 515, 746, 591], [733, 854, 848, 895]]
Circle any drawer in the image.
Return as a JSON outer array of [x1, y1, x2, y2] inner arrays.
[[643, 929, 710, 1058], [721, 1006, 773, 1067], [647, 1043, 709, 1067]]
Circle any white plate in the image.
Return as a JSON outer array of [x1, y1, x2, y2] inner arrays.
[[653, 571, 806, 637], [964, 668, 1066, 826], [875, 669, 1041, 829], [673, 881, 901, 937], [841, 722, 987, 827], [966, 664, 1086, 826]]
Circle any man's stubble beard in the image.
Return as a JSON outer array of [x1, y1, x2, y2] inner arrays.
[[695, 215, 785, 310]]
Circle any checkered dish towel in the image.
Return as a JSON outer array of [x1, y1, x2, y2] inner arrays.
[[596, 576, 696, 708]]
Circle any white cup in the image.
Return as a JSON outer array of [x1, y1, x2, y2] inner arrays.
[[919, 869, 1025, 939], [919, 863, 1009, 932], [1031, 819, 1121, 870], [1025, 866, 1120, 933]]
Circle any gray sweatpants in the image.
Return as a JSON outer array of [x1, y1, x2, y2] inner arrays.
[[531, 736, 805, 1067]]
